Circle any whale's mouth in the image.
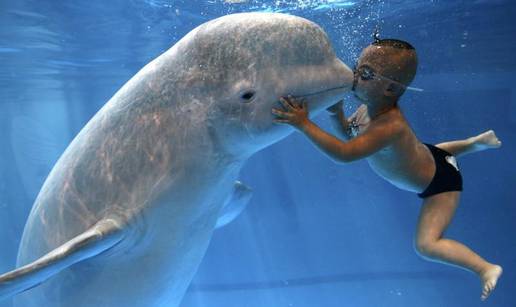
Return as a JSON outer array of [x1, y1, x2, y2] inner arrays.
[[297, 84, 349, 99]]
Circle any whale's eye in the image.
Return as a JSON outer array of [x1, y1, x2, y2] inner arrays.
[[240, 91, 255, 102]]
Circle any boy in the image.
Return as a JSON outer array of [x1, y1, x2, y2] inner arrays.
[[272, 39, 502, 300]]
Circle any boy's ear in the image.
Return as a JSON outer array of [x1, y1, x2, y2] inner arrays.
[[384, 83, 403, 97]]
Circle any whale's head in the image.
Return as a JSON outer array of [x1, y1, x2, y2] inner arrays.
[[172, 13, 353, 158]]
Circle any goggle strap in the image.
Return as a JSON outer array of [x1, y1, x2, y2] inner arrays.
[[405, 86, 424, 92]]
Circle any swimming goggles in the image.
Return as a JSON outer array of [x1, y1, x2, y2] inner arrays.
[[354, 65, 424, 92]]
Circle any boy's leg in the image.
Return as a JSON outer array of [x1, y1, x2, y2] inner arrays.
[[415, 191, 502, 300], [436, 130, 501, 157]]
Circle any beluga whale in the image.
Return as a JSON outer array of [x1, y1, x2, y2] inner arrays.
[[0, 12, 353, 307]]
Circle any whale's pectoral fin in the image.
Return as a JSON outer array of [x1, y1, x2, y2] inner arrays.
[[215, 181, 253, 229], [0, 218, 125, 301]]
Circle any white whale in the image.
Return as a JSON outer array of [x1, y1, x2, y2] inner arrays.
[[0, 12, 353, 307]]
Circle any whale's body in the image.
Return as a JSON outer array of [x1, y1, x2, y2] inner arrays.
[[0, 13, 353, 307]]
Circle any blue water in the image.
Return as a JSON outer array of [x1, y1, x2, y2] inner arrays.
[[0, 1, 515, 306]]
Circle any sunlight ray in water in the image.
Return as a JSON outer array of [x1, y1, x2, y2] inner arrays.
[[224, 0, 358, 13]]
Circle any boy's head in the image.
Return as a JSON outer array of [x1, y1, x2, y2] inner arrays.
[[353, 39, 418, 105]]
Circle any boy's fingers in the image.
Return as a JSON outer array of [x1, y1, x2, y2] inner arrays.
[[272, 108, 292, 118], [299, 98, 308, 109], [290, 98, 304, 110], [286, 95, 304, 109], [273, 118, 290, 124], [279, 97, 295, 110]]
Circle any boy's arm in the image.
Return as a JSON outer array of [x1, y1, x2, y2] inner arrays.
[[272, 97, 402, 163], [299, 118, 399, 162]]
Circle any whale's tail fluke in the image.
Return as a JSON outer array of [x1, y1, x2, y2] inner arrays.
[[0, 218, 125, 301]]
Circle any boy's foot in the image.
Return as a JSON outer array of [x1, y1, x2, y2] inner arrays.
[[473, 130, 502, 151], [480, 264, 503, 301]]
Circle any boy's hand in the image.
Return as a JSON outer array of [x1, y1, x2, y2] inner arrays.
[[326, 100, 344, 115], [272, 96, 310, 130]]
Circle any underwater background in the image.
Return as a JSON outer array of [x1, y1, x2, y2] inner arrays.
[[0, 0, 514, 306]]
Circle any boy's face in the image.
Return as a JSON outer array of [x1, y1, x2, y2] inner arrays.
[[353, 45, 416, 105], [353, 46, 394, 104]]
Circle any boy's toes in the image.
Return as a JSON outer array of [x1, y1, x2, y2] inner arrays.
[[481, 283, 493, 301], [480, 265, 502, 301], [481, 284, 489, 297], [477, 130, 502, 148], [493, 138, 502, 147]]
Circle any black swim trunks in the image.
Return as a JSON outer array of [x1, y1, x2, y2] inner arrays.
[[418, 143, 463, 199]]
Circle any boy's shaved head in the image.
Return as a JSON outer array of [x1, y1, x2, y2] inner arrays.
[[360, 39, 418, 88]]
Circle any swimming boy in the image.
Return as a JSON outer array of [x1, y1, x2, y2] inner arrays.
[[272, 39, 503, 300]]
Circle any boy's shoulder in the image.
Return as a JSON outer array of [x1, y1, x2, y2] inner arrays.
[[371, 107, 408, 136]]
